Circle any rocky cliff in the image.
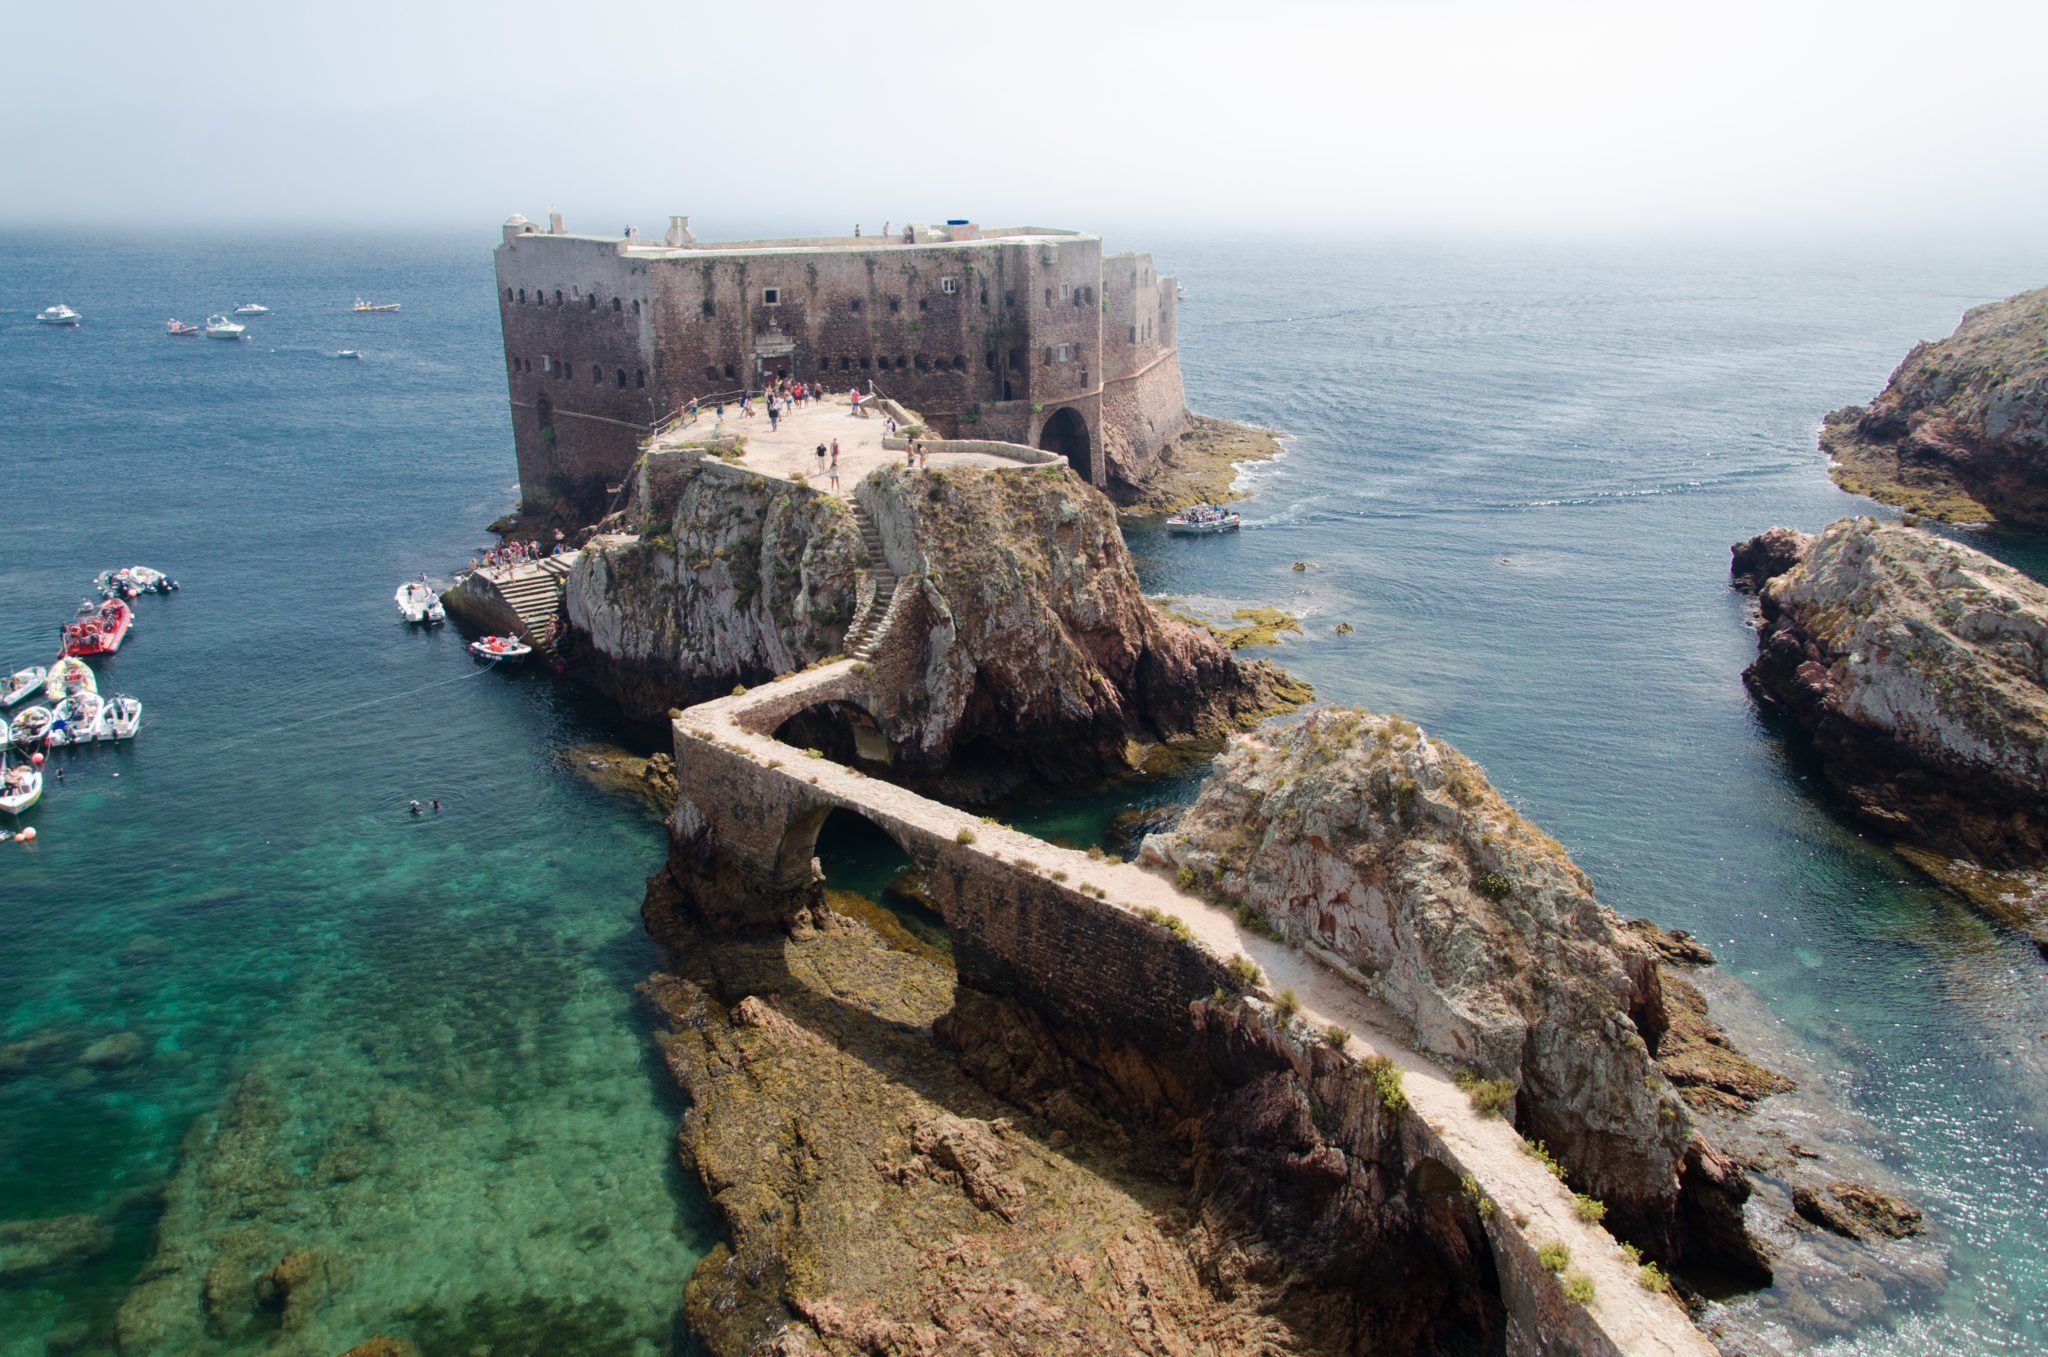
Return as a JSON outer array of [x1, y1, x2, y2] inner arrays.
[[1821, 285, 2048, 525], [1738, 518, 2048, 870], [565, 453, 1304, 782], [1138, 707, 1767, 1272]]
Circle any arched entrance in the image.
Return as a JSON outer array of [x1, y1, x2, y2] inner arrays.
[[1038, 407, 1092, 482]]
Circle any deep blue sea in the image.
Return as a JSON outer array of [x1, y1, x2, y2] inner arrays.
[[4, 230, 2046, 1356]]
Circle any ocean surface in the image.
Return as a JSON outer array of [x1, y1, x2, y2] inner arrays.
[[4, 229, 2047, 1355]]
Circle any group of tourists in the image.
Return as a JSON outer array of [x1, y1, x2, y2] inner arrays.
[[813, 439, 842, 490], [471, 531, 569, 578]]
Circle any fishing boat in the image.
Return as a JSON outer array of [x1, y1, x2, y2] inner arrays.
[[395, 581, 445, 624], [3, 667, 47, 708], [99, 695, 142, 742], [167, 319, 199, 336], [1165, 503, 1241, 535], [204, 314, 247, 340], [232, 303, 270, 315], [10, 706, 53, 748], [1, 757, 40, 816], [468, 636, 531, 664], [61, 600, 133, 656], [37, 304, 81, 326], [44, 657, 97, 701], [353, 298, 400, 313], [46, 692, 106, 747]]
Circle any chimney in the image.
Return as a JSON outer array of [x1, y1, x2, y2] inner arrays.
[[666, 214, 695, 247], [548, 208, 565, 235]]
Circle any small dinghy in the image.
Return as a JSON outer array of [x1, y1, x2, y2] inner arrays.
[[168, 319, 199, 337], [62, 599, 133, 656], [1165, 503, 1241, 535], [395, 580, 445, 624], [11, 706, 54, 748], [47, 692, 106, 747], [44, 657, 97, 702], [99, 695, 142, 742], [468, 636, 532, 664], [3, 666, 47, 708], [1, 758, 40, 816], [104, 566, 177, 595]]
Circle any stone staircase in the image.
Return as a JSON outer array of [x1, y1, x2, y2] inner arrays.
[[844, 501, 903, 661], [498, 555, 578, 654]]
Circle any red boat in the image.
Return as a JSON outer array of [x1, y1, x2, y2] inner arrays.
[[62, 600, 133, 656]]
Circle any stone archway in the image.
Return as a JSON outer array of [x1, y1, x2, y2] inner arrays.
[[1038, 406, 1093, 482]]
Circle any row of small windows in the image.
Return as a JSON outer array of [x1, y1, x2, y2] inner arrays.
[[506, 287, 642, 316], [1126, 319, 1155, 343], [508, 354, 644, 388], [1045, 284, 1096, 309]]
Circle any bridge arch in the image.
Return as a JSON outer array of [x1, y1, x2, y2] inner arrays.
[[1038, 406, 1093, 483], [1406, 1155, 1463, 1201]]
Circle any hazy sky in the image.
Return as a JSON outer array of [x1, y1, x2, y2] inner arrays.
[[8, 0, 2044, 243]]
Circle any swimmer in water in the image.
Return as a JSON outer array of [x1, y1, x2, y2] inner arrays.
[[408, 800, 422, 816], [431, 799, 441, 813]]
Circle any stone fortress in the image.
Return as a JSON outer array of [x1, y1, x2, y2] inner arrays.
[[494, 211, 1191, 525]]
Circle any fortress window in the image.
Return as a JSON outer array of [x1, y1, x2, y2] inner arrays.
[[1008, 348, 1023, 371], [913, 354, 929, 373], [895, 356, 908, 369], [588, 295, 597, 310], [952, 355, 967, 372], [724, 364, 736, 380], [1060, 284, 1071, 301], [1129, 326, 1137, 343], [1086, 286, 1095, 304], [1043, 288, 1052, 308], [702, 299, 716, 319], [612, 297, 621, 312], [984, 351, 996, 372], [888, 297, 900, 314], [840, 356, 851, 371], [636, 369, 645, 388], [518, 288, 526, 303], [541, 355, 552, 373], [705, 365, 721, 381], [632, 299, 641, 315], [505, 288, 513, 302], [918, 298, 927, 312], [849, 298, 862, 314], [859, 356, 870, 371], [1003, 291, 1014, 307], [939, 276, 957, 295], [617, 369, 627, 388], [555, 290, 563, 304], [593, 365, 603, 383], [762, 287, 780, 305]]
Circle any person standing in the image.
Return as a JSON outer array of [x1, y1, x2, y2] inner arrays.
[[828, 445, 841, 491], [815, 442, 828, 476]]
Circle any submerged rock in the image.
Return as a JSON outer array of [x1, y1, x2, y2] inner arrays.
[[1742, 517, 2048, 880], [0, 1213, 116, 1283], [1139, 706, 1771, 1271], [77, 1031, 148, 1071], [1820, 285, 2048, 525]]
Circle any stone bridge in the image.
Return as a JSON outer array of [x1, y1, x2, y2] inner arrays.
[[667, 662, 1719, 1357]]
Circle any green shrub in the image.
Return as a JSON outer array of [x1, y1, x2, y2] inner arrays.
[[1520, 1138, 1568, 1181], [802, 747, 825, 760], [1536, 1240, 1571, 1275], [1273, 987, 1301, 1024], [1363, 1054, 1408, 1113], [1086, 845, 1104, 860], [1049, 869, 1068, 882], [1562, 1270, 1596, 1306], [1573, 1193, 1607, 1226], [730, 683, 748, 696], [1325, 1024, 1352, 1051], [1226, 954, 1263, 987], [1475, 871, 1512, 901], [1175, 865, 1197, 890], [1638, 1262, 1671, 1295], [1618, 1242, 1641, 1265], [1138, 906, 1193, 940], [1458, 1172, 1497, 1221], [955, 827, 977, 845], [1454, 1068, 1516, 1118]]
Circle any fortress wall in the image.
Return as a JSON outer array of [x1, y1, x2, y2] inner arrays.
[[1100, 347, 1191, 490]]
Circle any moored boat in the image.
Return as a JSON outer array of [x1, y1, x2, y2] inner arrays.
[[3, 666, 47, 708], [46, 693, 106, 747], [335, 350, 363, 360], [1165, 503, 1242, 535], [99, 695, 142, 742], [1, 759, 40, 815], [395, 581, 444, 624], [204, 314, 246, 340], [232, 303, 270, 315], [468, 636, 531, 664], [61, 600, 134, 657], [98, 566, 177, 597], [37, 304, 81, 326], [353, 298, 400, 313], [9, 706, 52, 748], [168, 319, 199, 336], [44, 657, 96, 701]]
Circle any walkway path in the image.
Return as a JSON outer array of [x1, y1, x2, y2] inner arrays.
[[674, 659, 1717, 1357], [649, 395, 1018, 494]]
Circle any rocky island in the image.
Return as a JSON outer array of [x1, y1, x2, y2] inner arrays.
[[1735, 517, 2048, 944], [1821, 285, 2048, 525]]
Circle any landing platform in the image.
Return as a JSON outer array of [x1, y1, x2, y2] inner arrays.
[[650, 395, 1021, 494]]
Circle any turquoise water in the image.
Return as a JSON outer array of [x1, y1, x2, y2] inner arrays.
[[7, 231, 2048, 1355], [0, 235, 711, 1355]]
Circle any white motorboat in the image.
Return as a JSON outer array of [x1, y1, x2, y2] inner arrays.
[[1, 759, 40, 816], [395, 581, 445, 624], [335, 350, 363, 360], [469, 636, 531, 664], [232, 303, 270, 315], [204, 314, 246, 340], [10, 706, 53, 748], [37, 304, 81, 326], [46, 692, 106, 747], [97, 566, 177, 598], [1165, 503, 1241, 535], [99, 695, 142, 742], [3, 666, 47, 708], [44, 657, 96, 701]]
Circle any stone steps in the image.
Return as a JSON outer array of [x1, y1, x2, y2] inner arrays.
[[844, 499, 899, 659]]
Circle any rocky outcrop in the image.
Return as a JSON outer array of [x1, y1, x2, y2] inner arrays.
[[1138, 707, 1769, 1272], [1821, 285, 2048, 524], [1740, 517, 2048, 870], [1109, 415, 1285, 516], [640, 882, 1498, 1357], [1791, 1183, 1925, 1242], [561, 456, 864, 720], [0, 1213, 116, 1284], [1729, 527, 1814, 595], [566, 455, 1305, 782]]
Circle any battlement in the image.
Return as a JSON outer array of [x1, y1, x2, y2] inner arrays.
[[492, 211, 1187, 528]]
